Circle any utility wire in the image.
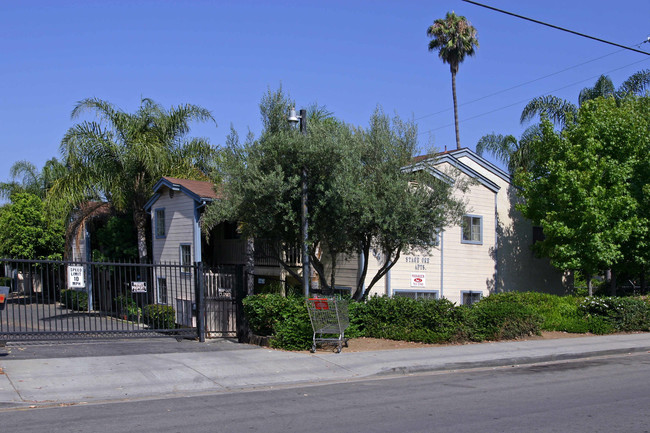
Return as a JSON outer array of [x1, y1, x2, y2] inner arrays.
[[417, 56, 650, 136], [415, 47, 626, 121], [462, 0, 650, 56]]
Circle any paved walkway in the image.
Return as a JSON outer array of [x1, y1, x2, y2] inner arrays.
[[1, 333, 649, 408]]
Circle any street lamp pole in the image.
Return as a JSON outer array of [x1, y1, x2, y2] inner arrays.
[[288, 107, 310, 298]]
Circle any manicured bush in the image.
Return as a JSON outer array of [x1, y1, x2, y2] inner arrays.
[[350, 295, 466, 343], [60, 289, 89, 311], [466, 294, 543, 341], [143, 304, 176, 329], [579, 296, 650, 332], [484, 292, 589, 333], [243, 294, 312, 350]]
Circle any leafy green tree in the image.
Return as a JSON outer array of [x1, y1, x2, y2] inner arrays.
[[427, 11, 479, 150], [92, 215, 139, 262], [516, 96, 650, 295], [205, 89, 466, 300], [0, 193, 64, 260], [51, 97, 217, 263]]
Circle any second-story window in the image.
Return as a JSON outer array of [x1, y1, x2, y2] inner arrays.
[[461, 215, 482, 244]]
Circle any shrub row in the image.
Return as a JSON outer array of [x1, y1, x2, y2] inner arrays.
[[243, 293, 650, 350]]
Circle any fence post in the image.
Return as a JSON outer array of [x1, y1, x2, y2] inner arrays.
[[195, 261, 205, 342]]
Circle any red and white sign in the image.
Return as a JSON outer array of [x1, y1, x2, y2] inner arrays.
[[410, 273, 426, 288]]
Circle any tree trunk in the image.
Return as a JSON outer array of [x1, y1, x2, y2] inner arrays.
[[587, 274, 593, 296], [134, 210, 149, 263], [451, 70, 461, 150], [245, 237, 254, 297], [609, 269, 617, 296]]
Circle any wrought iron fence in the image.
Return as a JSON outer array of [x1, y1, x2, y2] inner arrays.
[[0, 258, 202, 341]]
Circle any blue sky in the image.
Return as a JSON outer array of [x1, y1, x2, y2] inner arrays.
[[1, 0, 649, 187]]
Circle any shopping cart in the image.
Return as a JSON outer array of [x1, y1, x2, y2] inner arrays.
[[306, 297, 350, 353]]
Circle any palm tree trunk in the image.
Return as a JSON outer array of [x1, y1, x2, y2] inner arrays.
[[134, 210, 149, 264], [451, 70, 461, 150]]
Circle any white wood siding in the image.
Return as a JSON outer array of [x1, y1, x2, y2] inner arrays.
[[151, 188, 196, 264], [360, 169, 496, 304], [150, 187, 197, 322], [456, 155, 566, 294]]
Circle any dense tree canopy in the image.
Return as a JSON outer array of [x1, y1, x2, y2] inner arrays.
[[516, 96, 650, 294], [0, 193, 64, 260], [204, 89, 467, 300]]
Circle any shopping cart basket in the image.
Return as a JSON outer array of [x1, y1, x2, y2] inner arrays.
[[306, 297, 350, 353]]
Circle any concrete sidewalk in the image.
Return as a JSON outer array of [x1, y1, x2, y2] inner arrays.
[[1, 333, 649, 408]]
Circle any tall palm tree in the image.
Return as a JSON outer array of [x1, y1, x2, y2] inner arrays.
[[51, 97, 217, 263], [427, 11, 479, 150]]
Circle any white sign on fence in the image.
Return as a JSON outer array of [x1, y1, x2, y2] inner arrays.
[[131, 281, 147, 293], [68, 266, 85, 289]]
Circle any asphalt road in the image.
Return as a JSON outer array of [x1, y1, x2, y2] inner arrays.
[[3, 352, 650, 433]]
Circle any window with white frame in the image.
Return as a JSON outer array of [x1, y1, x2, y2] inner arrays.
[[461, 215, 482, 244], [461, 291, 482, 305], [180, 244, 192, 274], [394, 290, 439, 300], [157, 277, 168, 304], [155, 208, 166, 238]]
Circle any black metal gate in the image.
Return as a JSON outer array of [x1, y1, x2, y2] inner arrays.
[[0, 258, 242, 342], [202, 265, 243, 338]]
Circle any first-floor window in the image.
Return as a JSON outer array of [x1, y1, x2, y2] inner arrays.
[[461, 291, 482, 305], [462, 215, 482, 244], [180, 244, 192, 274], [157, 277, 168, 304], [394, 290, 439, 300]]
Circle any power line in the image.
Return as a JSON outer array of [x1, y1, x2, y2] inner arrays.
[[462, 0, 650, 56], [417, 57, 650, 136], [415, 47, 627, 121]]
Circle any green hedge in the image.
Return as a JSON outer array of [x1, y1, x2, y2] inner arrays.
[[242, 294, 312, 350], [466, 294, 543, 341], [349, 295, 468, 343], [143, 304, 176, 329], [242, 293, 650, 351], [60, 289, 89, 311]]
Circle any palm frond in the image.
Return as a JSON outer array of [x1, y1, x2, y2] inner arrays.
[[475, 133, 516, 167], [520, 95, 578, 127], [617, 69, 650, 97]]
